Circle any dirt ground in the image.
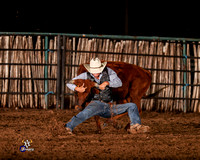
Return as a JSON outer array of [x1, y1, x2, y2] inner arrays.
[[0, 108, 200, 160]]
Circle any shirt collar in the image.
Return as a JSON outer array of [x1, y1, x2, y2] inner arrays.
[[90, 72, 103, 81]]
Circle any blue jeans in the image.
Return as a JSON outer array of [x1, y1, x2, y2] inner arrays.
[[66, 100, 141, 131]]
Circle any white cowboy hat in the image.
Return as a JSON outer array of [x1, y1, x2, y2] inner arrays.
[[83, 58, 107, 74]]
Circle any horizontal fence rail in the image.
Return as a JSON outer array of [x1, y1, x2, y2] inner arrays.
[[0, 35, 58, 109], [0, 32, 200, 113]]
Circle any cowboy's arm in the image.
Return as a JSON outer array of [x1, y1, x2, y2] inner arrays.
[[66, 72, 87, 91], [107, 67, 122, 88]]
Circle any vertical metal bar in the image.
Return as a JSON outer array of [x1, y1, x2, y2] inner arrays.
[[56, 35, 61, 109], [44, 36, 48, 109], [61, 36, 66, 110], [183, 41, 187, 113], [136, 40, 139, 65]]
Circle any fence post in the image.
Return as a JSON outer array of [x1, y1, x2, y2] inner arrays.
[[44, 36, 48, 109], [61, 36, 66, 110], [56, 35, 61, 109], [183, 41, 187, 113]]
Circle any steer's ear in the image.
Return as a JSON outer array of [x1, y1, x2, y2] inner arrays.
[[67, 80, 75, 84]]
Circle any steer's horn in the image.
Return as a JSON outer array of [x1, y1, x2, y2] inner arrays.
[[94, 83, 99, 88], [67, 80, 75, 84]]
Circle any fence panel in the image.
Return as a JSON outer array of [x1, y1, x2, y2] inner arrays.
[[0, 34, 58, 109], [63, 35, 200, 112], [0, 33, 200, 112]]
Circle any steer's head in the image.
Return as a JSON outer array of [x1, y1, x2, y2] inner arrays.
[[68, 79, 100, 108]]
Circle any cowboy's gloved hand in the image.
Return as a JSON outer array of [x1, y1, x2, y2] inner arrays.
[[75, 83, 87, 93], [99, 81, 109, 90]]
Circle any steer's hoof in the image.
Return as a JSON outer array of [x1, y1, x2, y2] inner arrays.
[[75, 105, 83, 111]]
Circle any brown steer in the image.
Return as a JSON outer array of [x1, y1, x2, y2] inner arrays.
[[77, 61, 152, 112], [68, 61, 155, 132]]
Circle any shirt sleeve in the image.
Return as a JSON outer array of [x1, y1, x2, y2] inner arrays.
[[66, 72, 87, 91], [107, 67, 122, 88]]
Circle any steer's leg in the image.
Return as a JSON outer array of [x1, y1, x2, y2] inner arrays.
[[111, 112, 128, 120], [94, 116, 102, 133]]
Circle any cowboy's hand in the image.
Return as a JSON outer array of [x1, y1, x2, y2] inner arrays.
[[75, 83, 87, 93], [99, 81, 109, 90]]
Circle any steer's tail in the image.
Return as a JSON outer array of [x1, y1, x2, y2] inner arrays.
[[143, 86, 168, 99]]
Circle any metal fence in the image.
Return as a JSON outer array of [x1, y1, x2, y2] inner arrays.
[[0, 32, 200, 112]]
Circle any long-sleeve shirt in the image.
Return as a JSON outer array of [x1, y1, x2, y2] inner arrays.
[[67, 67, 122, 91]]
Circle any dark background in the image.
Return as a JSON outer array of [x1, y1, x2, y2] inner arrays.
[[0, 1, 199, 38]]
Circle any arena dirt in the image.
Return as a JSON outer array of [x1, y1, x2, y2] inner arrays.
[[0, 108, 200, 159]]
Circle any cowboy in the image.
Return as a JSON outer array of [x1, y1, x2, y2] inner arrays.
[[66, 58, 150, 134]]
